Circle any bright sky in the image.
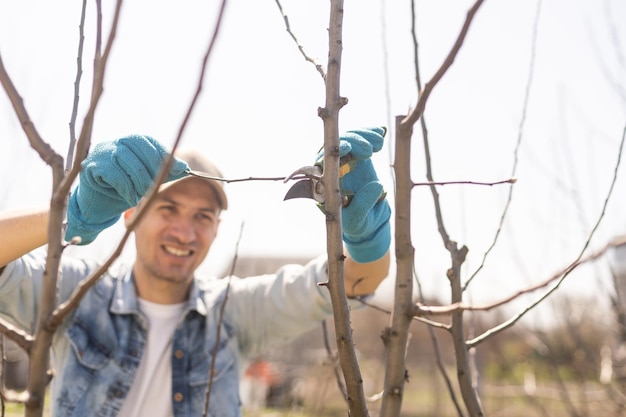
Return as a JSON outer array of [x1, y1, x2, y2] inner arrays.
[[1, 0, 625, 322]]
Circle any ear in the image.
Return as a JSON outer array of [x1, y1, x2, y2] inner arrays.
[[213, 218, 221, 239], [123, 208, 135, 227]]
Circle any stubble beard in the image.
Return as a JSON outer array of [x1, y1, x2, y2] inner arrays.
[[144, 259, 194, 287]]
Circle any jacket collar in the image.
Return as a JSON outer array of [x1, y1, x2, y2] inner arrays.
[[109, 267, 208, 317]]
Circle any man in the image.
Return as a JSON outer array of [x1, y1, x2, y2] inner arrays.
[[0, 127, 391, 416]]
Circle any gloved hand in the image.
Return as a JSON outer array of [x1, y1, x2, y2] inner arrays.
[[318, 127, 391, 263], [65, 135, 189, 245]]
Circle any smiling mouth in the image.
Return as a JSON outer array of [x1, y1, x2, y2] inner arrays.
[[163, 245, 193, 257]]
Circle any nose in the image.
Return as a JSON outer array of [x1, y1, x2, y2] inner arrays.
[[168, 217, 196, 244]]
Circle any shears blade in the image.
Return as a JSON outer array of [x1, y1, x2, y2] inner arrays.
[[283, 154, 356, 205], [283, 164, 324, 203], [283, 178, 317, 201]]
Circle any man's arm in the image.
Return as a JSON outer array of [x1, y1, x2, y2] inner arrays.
[[0, 207, 49, 269], [344, 249, 390, 297]]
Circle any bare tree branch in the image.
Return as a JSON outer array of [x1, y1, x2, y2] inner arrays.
[[0, 3, 124, 415], [380, 117, 414, 417], [52, 0, 230, 327], [0, 320, 33, 353], [320, 1, 370, 415], [383, 1, 486, 416], [406, 1, 466, 414]]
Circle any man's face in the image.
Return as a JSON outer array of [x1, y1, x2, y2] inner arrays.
[[127, 178, 221, 302]]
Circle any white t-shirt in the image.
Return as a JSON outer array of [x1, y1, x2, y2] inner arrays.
[[117, 299, 185, 417]]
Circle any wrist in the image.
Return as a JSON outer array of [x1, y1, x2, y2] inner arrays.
[[64, 193, 120, 245], [343, 199, 391, 263]]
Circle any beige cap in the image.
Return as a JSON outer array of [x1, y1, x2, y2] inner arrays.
[[159, 149, 228, 210]]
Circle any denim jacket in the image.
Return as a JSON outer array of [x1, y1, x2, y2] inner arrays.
[[0, 250, 337, 417]]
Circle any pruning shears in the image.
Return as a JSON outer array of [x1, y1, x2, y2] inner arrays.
[[283, 153, 357, 208]]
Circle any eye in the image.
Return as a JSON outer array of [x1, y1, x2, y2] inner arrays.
[[196, 212, 215, 223], [157, 204, 177, 214]]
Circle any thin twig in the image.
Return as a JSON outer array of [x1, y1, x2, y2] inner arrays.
[[188, 172, 516, 196], [66, 0, 88, 171], [321, 320, 348, 402], [464, 0, 542, 291], [403, 0, 485, 127], [468, 126, 626, 347], [143, 0, 229, 212], [380, 0, 395, 172], [358, 298, 452, 330], [588, 0, 626, 103], [273, 0, 326, 81], [189, 171, 300, 183], [50, 212, 136, 326], [56, 0, 120, 203], [0, 55, 58, 165], [413, 178, 516, 187], [0, 320, 33, 353], [410, 234, 626, 325], [411, 258, 465, 416], [203, 222, 244, 417]]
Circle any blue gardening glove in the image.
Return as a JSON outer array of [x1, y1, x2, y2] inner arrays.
[[318, 127, 391, 263], [65, 134, 189, 245]]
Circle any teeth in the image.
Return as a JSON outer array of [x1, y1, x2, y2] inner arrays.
[[164, 246, 191, 257]]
